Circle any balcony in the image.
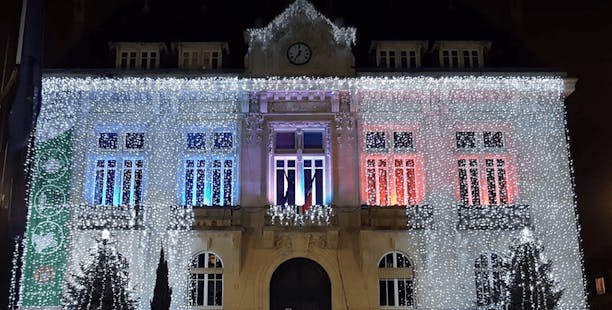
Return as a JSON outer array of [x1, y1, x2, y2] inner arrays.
[[73, 205, 145, 229], [266, 205, 337, 227], [361, 205, 434, 229], [168, 205, 241, 230], [457, 204, 531, 230]]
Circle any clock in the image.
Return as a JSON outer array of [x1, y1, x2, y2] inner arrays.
[[287, 42, 312, 65]]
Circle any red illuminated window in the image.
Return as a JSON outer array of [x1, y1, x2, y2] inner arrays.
[[366, 158, 417, 206]]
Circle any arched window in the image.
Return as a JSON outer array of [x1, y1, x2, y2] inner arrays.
[[474, 252, 506, 309], [190, 251, 223, 307], [378, 251, 414, 308]]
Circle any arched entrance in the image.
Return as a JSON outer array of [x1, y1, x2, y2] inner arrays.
[[270, 257, 331, 310]]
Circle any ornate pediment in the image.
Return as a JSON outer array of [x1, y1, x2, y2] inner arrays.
[[244, 0, 356, 77]]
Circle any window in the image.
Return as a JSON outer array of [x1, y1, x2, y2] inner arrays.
[[595, 276, 606, 295], [458, 158, 508, 206], [98, 133, 118, 149], [483, 131, 504, 148], [366, 132, 386, 149], [211, 51, 219, 69], [187, 133, 206, 150], [378, 252, 414, 308], [388, 51, 396, 68], [409, 51, 417, 68], [120, 52, 128, 69], [93, 158, 143, 205], [363, 130, 418, 206], [463, 50, 480, 68], [126, 132, 144, 149], [183, 130, 237, 206], [129, 52, 137, 68], [393, 132, 413, 149], [456, 132, 476, 149], [271, 126, 328, 207], [475, 253, 506, 309], [140, 51, 157, 69], [442, 50, 459, 68], [379, 51, 387, 68], [190, 251, 223, 307]]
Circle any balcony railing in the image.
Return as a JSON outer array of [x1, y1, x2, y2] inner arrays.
[[73, 205, 145, 229], [266, 205, 336, 227], [457, 204, 531, 230], [361, 205, 433, 229], [168, 205, 241, 230]]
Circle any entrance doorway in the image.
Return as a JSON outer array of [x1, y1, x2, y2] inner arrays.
[[270, 257, 331, 310]]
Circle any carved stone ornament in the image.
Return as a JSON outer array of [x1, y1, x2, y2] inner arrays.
[[334, 112, 354, 145], [244, 113, 264, 144]]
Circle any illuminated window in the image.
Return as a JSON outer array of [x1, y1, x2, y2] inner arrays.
[[190, 251, 223, 307], [213, 132, 233, 149], [458, 159, 481, 205], [475, 253, 506, 309], [596, 276, 606, 295], [98, 133, 118, 149], [125, 132, 144, 149], [187, 133, 206, 150], [93, 158, 143, 205], [367, 158, 416, 205], [272, 127, 328, 206], [366, 131, 386, 149], [378, 251, 414, 308], [456, 132, 476, 149], [183, 129, 237, 206], [483, 131, 504, 148], [485, 159, 508, 205], [363, 129, 418, 206]]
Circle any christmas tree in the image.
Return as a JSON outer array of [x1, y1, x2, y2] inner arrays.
[[151, 247, 172, 310], [63, 230, 138, 310], [505, 228, 563, 309]]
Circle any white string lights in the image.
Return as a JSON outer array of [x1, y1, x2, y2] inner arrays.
[[13, 74, 587, 309]]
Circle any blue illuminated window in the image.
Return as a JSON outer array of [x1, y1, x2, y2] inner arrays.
[[213, 132, 233, 149], [303, 131, 323, 149], [184, 159, 206, 206], [126, 132, 145, 149], [184, 158, 234, 206], [93, 158, 143, 205], [98, 133, 118, 149], [187, 133, 206, 149]]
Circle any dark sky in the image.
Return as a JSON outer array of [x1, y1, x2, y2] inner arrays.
[[1, 0, 611, 299]]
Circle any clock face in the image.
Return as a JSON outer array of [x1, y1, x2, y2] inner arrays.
[[287, 43, 312, 65]]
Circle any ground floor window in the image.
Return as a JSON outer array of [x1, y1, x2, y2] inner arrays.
[[190, 251, 223, 307], [378, 251, 415, 308]]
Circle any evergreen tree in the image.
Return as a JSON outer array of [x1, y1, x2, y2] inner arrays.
[[63, 231, 137, 310], [151, 247, 172, 310], [505, 229, 563, 310]]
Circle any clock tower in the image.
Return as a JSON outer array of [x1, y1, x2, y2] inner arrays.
[[244, 0, 356, 77]]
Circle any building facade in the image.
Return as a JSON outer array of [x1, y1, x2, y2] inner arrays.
[[17, 1, 587, 309]]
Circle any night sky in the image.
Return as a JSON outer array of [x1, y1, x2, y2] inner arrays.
[[1, 0, 611, 302]]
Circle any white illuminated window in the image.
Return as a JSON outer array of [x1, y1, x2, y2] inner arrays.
[[458, 157, 508, 206], [190, 251, 223, 307], [475, 253, 506, 309], [272, 127, 327, 206], [378, 251, 414, 308]]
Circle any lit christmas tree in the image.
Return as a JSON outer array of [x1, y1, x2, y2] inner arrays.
[[151, 247, 172, 310], [62, 230, 138, 310], [505, 228, 563, 310]]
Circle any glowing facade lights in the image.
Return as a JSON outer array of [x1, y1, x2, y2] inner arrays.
[[13, 74, 587, 309]]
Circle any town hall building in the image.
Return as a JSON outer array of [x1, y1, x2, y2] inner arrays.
[[18, 1, 587, 309]]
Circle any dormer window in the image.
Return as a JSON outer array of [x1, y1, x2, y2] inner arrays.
[[370, 41, 426, 69], [111, 42, 164, 70], [175, 42, 229, 70], [435, 41, 490, 69]]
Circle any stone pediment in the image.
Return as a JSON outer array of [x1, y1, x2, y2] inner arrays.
[[244, 0, 356, 77]]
